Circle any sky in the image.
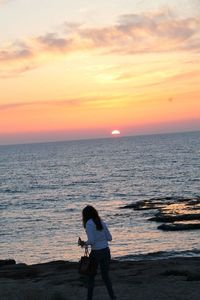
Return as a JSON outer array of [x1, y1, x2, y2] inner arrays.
[[0, 0, 200, 145]]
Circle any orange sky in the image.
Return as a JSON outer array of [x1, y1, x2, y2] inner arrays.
[[0, 1, 200, 144]]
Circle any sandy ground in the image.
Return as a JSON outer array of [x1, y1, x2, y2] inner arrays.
[[0, 257, 200, 300]]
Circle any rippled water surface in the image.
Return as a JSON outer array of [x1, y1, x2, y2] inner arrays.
[[0, 131, 200, 264]]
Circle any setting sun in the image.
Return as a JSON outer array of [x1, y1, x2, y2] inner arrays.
[[111, 130, 121, 136]]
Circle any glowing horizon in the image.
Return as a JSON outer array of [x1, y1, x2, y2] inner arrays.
[[0, 0, 199, 145]]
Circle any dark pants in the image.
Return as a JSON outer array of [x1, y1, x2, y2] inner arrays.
[[87, 247, 115, 300]]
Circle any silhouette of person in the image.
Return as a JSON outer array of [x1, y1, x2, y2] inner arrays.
[[78, 205, 116, 300]]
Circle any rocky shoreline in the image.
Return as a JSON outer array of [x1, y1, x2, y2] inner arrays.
[[120, 196, 200, 231], [1, 257, 200, 300]]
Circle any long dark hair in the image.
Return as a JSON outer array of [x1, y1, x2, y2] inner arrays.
[[82, 205, 103, 231]]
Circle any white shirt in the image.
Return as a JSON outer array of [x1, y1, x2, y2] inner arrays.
[[85, 219, 112, 250]]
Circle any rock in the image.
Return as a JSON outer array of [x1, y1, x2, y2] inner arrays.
[[161, 269, 189, 277], [120, 199, 166, 210], [161, 269, 200, 281], [149, 213, 200, 223], [1, 258, 200, 300], [158, 223, 200, 231], [187, 273, 200, 281], [0, 260, 77, 281], [120, 196, 200, 231], [0, 259, 16, 267], [0, 264, 38, 279]]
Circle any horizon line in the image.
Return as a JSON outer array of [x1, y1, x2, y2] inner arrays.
[[0, 129, 199, 148]]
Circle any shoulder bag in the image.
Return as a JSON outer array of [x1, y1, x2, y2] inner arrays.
[[78, 247, 97, 276]]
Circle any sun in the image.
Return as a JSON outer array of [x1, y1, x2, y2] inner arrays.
[[111, 129, 121, 136]]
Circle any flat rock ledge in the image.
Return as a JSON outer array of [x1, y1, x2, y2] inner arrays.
[[1, 257, 200, 300], [0, 259, 16, 267], [120, 196, 200, 231]]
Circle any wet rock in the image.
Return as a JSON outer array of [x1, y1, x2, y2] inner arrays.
[[149, 213, 200, 223], [120, 196, 200, 231], [120, 199, 168, 210], [158, 223, 200, 231], [120, 197, 192, 211]]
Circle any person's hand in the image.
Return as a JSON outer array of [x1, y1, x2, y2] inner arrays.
[[80, 241, 86, 247], [78, 237, 86, 247]]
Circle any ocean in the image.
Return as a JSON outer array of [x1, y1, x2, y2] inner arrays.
[[0, 131, 200, 264]]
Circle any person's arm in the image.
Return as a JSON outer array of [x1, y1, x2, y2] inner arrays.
[[103, 222, 112, 241], [85, 221, 95, 246]]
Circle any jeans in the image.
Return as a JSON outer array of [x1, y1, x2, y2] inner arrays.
[[87, 247, 115, 300]]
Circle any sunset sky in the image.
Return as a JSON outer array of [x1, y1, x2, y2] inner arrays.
[[0, 0, 200, 145]]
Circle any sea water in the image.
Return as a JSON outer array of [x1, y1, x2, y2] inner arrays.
[[0, 131, 200, 264]]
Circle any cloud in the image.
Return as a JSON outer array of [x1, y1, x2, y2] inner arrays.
[[107, 11, 199, 54], [0, 99, 81, 111], [0, 64, 37, 78], [0, 9, 199, 76], [0, 95, 123, 111], [36, 33, 74, 52], [67, 9, 200, 54], [0, 103, 24, 110], [0, 41, 33, 62]]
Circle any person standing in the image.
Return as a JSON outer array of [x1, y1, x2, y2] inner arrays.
[[78, 205, 116, 300]]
